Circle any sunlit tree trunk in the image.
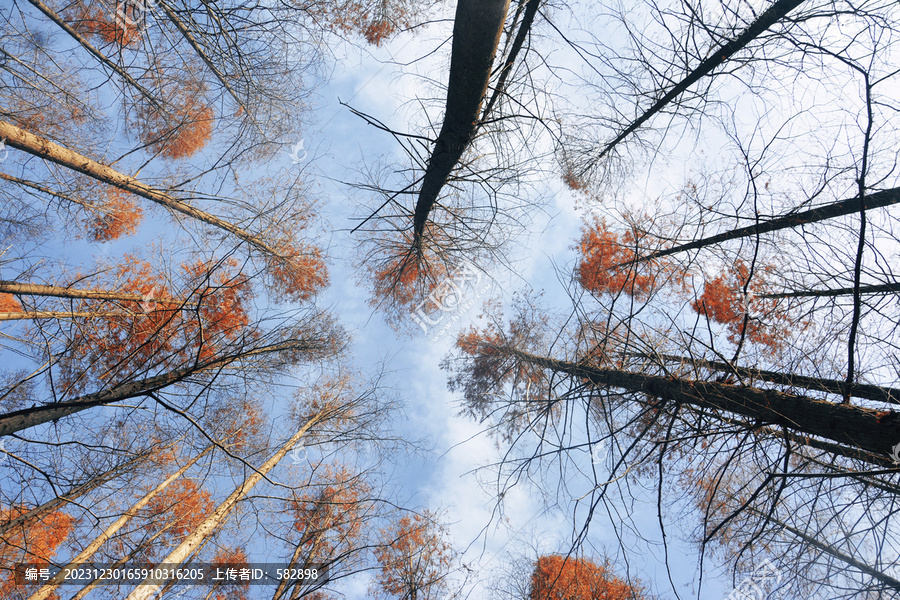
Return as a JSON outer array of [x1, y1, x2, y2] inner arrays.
[[0, 119, 290, 261], [125, 409, 328, 600], [0, 280, 190, 305], [27, 445, 214, 600]]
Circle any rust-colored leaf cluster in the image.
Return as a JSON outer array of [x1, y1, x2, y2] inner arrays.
[[266, 243, 329, 302], [146, 479, 214, 540], [691, 259, 793, 351], [531, 555, 647, 600], [88, 189, 143, 242], [0, 293, 22, 313], [137, 81, 214, 159], [576, 218, 663, 299], [58, 256, 253, 392], [0, 507, 75, 599], [372, 512, 453, 600], [367, 226, 451, 327], [291, 465, 368, 560], [67, 0, 142, 47], [210, 547, 250, 600], [308, 0, 425, 46]]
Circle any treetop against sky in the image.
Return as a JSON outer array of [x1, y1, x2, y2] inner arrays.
[[2, 0, 899, 599]]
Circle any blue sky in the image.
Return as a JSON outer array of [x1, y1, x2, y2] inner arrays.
[[290, 11, 740, 598]]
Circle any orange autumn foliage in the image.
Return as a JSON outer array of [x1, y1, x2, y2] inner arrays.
[[267, 243, 329, 302], [0, 507, 75, 599], [210, 547, 249, 600], [530, 555, 647, 600], [0, 293, 22, 313], [366, 226, 460, 331], [89, 189, 143, 241], [576, 219, 662, 299], [450, 302, 554, 440], [206, 399, 265, 452], [291, 465, 368, 560], [146, 479, 214, 540], [309, 0, 426, 46], [691, 260, 792, 351], [59, 256, 252, 392], [67, 1, 142, 46], [373, 512, 453, 600], [138, 82, 214, 159]]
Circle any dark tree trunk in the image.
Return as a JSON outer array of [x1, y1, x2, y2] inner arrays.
[[412, 0, 511, 248], [624, 186, 900, 266], [505, 347, 900, 459]]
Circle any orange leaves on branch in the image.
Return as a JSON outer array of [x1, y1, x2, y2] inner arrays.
[[137, 80, 214, 159], [372, 512, 454, 600], [530, 555, 647, 600], [365, 226, 456, 332], [146, 479, 214, 540], [450, 298, 552, 439], [576, 218, 663, 299], [67, 1, 142, 46], [59, 255, 253, 392], [1, 507, 75, 599], [266, 243, 329, 303], [291, 465, 368, 560], [0, 293, 22, 313], [309, 0, 429, 46], [691, 259, 792, 351], [88, 189, 143, 241], [206, 398, 265, 451], [210, 547, 250, 600], [183, 258, 252, 345]]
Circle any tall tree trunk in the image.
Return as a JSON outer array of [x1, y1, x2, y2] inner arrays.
[[412, 0, 511, 248], [69, 520, 178, 600], [585, 0, 806, 170], [124, 411, 328, 600], [0, 310, 137, 321], [759, 281, 900, 299], [623, 186, 900, 266], [480, 0, 542, 122], [27, 446, 214, 600], [0, 119, 288, 261], [0, 280, 191, 306], [636, 352, 900, 405], [0, 337, 324, 436], [503, 346, 900, 459]]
